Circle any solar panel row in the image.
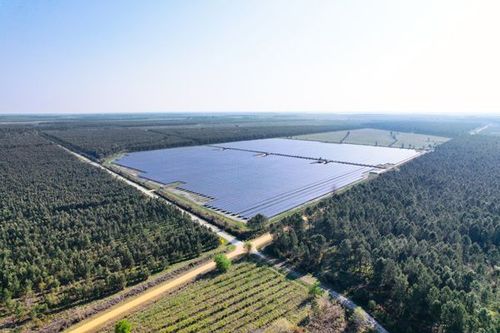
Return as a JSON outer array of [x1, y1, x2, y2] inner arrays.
[[114, 139, 420, 219]]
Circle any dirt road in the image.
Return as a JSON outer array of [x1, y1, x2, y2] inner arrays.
[[54, 140, 387, 333], [66, 233, 272, 333]]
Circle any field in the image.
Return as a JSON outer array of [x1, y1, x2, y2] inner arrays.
[[102, 260, 311, 333], [293, 128, 449, 149], [113, 138, 419, 220]]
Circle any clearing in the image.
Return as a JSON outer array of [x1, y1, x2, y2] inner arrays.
[[112, 138, 420, 220], [293, 128, 449, 149]]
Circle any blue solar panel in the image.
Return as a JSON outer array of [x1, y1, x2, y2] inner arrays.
[[114, 139, 419, 219], [216, 138, 419, 166]]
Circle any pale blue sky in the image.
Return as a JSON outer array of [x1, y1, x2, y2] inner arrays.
[[1, 0, 499, 114]]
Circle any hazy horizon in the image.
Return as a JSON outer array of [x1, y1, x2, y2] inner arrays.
[[0, 110, 499, 118], [1, 0, 499, 115]]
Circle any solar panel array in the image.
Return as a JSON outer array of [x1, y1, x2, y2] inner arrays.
[[217, 138, 419, 166], [114, 139, 420, 219]]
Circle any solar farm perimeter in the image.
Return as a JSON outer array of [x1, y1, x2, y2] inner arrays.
[[114, 138, 421, 220]]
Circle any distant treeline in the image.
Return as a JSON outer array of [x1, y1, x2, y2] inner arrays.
[[369, 120, 481, 138], [270, 135, 499, 333], [42, 124, 362, 159], [0, 129, 219, 326]]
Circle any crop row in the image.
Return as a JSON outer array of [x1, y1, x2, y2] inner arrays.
[[150, 271, 281, 330], [165, 275, 286, 332], [134, 263, 263, 319], [195, 279, 307, 332], [133, 265, 272, 326], [115, 261, 311, 333], [220, 278, 307, 332]]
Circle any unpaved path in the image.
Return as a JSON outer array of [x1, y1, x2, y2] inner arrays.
[[259, 255, 388, 333], [66, 234, 271, 333], [53, 140, 387, 333]]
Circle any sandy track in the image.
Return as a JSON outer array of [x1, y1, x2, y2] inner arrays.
[[54, 141, 273, 332], [53, 140, 386, 333], [66, 234, 272, 333]]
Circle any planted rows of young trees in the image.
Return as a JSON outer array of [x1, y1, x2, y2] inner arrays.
[[106, 261, 312, 333], [0, 129, 219, 326], [270, 135, 499, 333]]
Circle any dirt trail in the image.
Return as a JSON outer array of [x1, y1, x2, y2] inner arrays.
[[53, 139, 387, 333], [66, 234, 271, 333]]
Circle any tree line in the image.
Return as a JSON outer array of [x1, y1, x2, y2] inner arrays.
[[0, 129, 219, 326], [369, 120, 480, 138], [42, 123, 361, 159], [270, 135, 499, 333]]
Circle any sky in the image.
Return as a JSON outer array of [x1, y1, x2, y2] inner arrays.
[[0, 0, 499, 115]]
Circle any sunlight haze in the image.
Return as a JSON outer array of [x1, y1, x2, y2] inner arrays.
[[1, 0, 499, 114]]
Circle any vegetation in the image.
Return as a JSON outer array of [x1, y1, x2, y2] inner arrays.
[[244, 241, 253, 254], [270, 136, 499, 333], [0, 129, 219, 326], [306, 298, 349, 333], [29, 245, 231, 332], [43, 127, 192, 159], [154, 185, 251, 237], [115, 319, 132, 333], [0, 115, 495, 332], [294, 128, 449, 149], [108, 162, 250, 237], [308, 281, 324, 298], [247, 213, 269, 230], [104, 260, 313, 333], [214, 254, 231, 273], [369, 120, 480, 138], [42, 123, 360, 159]]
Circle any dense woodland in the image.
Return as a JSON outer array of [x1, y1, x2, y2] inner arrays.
[[42, 124, 360, 159], [0, 129, 219, 325], [40, 117, 482, 160], [369, 120, 480, 138], [0, 116, 494, 332], [271, 135, 499, 333]]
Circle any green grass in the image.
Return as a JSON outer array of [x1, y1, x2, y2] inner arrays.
[[345, 128, 396, 146], [105, 260, 311, 333], [293, 128, 448, 149], [392, 131, 449, 149], [292, 130, 350, 143]]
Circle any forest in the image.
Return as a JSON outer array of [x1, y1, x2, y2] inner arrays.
[[39, 116, 482, 160], [42, 123, 360, 159], [0, 129, 219, 326], [270, 135, 499, 333], [369, 120, 480, 138]]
